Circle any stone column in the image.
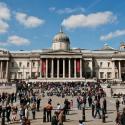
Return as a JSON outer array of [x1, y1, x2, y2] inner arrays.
[[80, 59, 82, 78], [30, 60, 32, 79], [74, 59, 76, 78], [57, 59, 59, 78], [118, 61, 121, 79], [46, 59, 48, 78], [51, 59, 54, 78], [1, 61, 3, 79], [112, 61, 115, 79], [40, 59, 42, 78], [69, 59, 71, 78], [0, 61, 1, 79], [63, 59, 65, 78], [6, 61, 8, 79]]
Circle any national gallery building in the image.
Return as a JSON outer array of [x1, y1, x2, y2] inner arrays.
[[1, 30, 125, 82]]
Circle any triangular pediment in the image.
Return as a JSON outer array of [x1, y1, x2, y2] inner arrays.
[[41, 49, 82, 55]]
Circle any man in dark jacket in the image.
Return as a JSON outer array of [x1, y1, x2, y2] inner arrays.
[[120, 107, 125, 125]]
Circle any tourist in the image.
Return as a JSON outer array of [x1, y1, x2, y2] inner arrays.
[[94, 100, 101, 119], [88, 95, 92, 107], [92, 101, 95, 117], [51, 111, 58, 125], [25, 105, 30, 119], [58, 110, 64, 125], [6, 104, 11, 123], [0, 104, 2, 118], [45, 101, 53, 122], [116, 99, 120, 112], [115, 112, 121, 125], [102, 98, 107, 113], [79, 120, 85, 125], [11, 105, 18, 122], [36, 96, 41, 111], [31, 102, 36, 119], [120, 107, 125, 125]]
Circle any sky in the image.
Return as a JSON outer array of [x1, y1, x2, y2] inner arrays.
[[0, 0, 125, 51]]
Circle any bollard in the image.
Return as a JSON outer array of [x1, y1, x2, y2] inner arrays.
[[102, 108, 106, 123], [43, 108, 46, 122], [1, 107, 5, 125], [82, 107, 85, 122]]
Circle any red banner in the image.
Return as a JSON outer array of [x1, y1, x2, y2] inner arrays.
[[42, 59, 46, 76], [76, 59, 80, 73]]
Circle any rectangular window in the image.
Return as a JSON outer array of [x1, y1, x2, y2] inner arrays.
[[115, 72, 118, 79], [19, 62, 22, 67], [11, 62, 14, 67], [100, 72, 104, 78], [100, 62, 103, 67], [107, 72, 111, 79], [27, 62, 29, 67], [32, 62, 35, 67], [108, 62, 110, 67], [18, 72, 22, 79]]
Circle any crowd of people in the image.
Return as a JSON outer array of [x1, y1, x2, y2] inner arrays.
[[0, 81, 125, 125]]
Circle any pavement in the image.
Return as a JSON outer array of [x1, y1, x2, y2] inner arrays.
[[0, 95, 125, 125]]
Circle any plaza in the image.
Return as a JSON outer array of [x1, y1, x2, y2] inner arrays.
[[0, 92, 124, 125]]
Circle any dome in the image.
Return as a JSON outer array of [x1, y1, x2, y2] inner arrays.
[[53, 31, 70, 43]]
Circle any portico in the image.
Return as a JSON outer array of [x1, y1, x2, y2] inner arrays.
[[40, 51, 84, 81]]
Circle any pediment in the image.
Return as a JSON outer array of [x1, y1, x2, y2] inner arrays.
[[41, 50, 82, 55]]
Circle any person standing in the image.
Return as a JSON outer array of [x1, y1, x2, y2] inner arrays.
[[116, 112, 121, 125], [103, 98, 107, 113], [92, 101, 95, 118], [94, 100, 101, 119], [116, 99, 120, 112], [51, 111, 58, 125], [31, 102, 36, 119], [46, 101, 53, 122], [36, 96, 41, 111], [120, 108, 125, 125], [6, 104, 11, 123]]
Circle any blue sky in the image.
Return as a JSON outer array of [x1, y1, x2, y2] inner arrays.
[[0, 0, 125, 50]]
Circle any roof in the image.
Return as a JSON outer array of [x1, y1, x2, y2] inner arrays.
[[96, 44, 116, 51]]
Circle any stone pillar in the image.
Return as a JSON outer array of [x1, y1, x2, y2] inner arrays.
[[40, 59, 42, 78], [1, 61, 3, 79], [46, 59, 48, 78], [63, 59, 65, 78], [112, 61, 115, 79], [51, 59, 54, 78], [57, 59, 59, 78], [69, 59, 71, 78], [30, 60, 32, 79], [80, 59, 82, 78], [0, 61, 1, 79], [6, 61, 8, 79], [118, 61, 121, 79], [74, 59, 76, 78], [90, 61, 93, 78]]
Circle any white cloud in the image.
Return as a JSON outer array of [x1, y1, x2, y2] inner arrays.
[[0, 20, 9, 33], [0, 42, 8, 46], [49, 7, 84, 14], [16, 12, 45, 28], [0, 2, 11, 34], [62, 11, 116, 29], [0, 2, 11, 20], [100, 29, 125, 41], [49, 7, 56, 12], [8, 35, 30, 46]]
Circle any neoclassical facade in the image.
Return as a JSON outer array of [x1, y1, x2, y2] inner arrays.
[[1, 30, 125, 82]]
